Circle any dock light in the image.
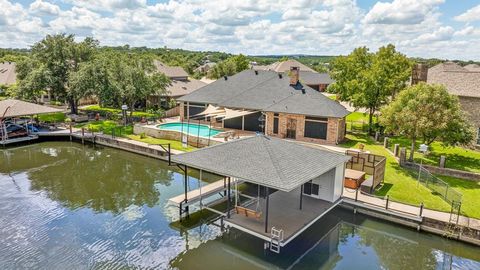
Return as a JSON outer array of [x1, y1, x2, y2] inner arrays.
[[121, 104, 128, 126]]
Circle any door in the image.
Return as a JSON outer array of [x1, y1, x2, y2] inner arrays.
[[286, 118, 297, 139]]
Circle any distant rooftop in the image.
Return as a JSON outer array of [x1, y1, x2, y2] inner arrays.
[[0, 62, 16, 86], [427, 62, 480, 98], [153, 60, 189, 78]]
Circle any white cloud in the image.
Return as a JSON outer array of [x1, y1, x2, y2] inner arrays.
[[364, 0, 444, 25], [454, 5, 480, 22], [29, 0, 60, 16], [0, 0, 478, 60]]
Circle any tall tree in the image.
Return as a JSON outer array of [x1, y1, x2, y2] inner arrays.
[[329, 44, 412, 133], [380, 83, 474, 161], [17, 34, 98, 113], [207, 54, 249, 79]]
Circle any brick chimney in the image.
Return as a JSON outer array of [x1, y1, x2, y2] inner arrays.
[[289, 66, 299, 85], [411, 63, 428, 85]]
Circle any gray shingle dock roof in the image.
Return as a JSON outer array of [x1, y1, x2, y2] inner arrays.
[[172, 135, 351, 192]]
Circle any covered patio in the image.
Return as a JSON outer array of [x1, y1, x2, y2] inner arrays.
[[171, 135, 350, 252]]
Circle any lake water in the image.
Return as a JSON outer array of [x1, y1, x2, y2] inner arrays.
[[0, 142, 479, 269]]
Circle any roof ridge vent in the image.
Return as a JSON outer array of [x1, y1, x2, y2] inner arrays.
[[278, 73, 282, 79], [254, 70, 258, 75], [224, 76, 228, 80]]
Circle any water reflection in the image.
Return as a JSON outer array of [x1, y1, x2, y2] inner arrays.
[[0, 142, 479, 270]]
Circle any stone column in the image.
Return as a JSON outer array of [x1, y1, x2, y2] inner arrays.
[[439, 156, 446, 168], [399, 147, 407, 166], [383, 137, 389, 148], [393, 144, 400, 157]]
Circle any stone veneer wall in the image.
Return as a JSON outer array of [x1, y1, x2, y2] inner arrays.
[[458, 96, 480, 145], [265, 112, 345, 145]]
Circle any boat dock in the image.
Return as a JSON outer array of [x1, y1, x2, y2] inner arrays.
[[168, 178, 243, 208]]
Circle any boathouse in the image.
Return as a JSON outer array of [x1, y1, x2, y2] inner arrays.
[[171, 135, 350, 252]]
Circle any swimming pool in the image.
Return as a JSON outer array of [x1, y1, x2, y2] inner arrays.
[[157, 122, 222, 137]]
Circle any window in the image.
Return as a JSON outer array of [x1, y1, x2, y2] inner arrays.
[[273, 116, 279, 134], [477, 127, 480, 145], [303, 181, 319, 196], [304, 121, 328, 139]]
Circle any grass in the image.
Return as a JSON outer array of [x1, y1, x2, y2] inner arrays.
[[127, 135, 196, 152], [76, 120, 196, 152], [80, 105, 156, 118], [340, 133, 451, 213], [388, 137, 480, 173], [435, 175, 480, 219], [38, 112, 66, 123]]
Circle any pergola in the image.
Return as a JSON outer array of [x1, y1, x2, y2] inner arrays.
[[171, 135, 350, 251], [0, 99, 62, 142]]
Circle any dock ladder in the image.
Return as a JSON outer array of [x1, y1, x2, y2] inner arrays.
[[270, 227, 284, 254]]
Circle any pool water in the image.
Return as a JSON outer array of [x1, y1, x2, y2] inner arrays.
[[1, 142, 479, 269], [157, 122, 222, 137]]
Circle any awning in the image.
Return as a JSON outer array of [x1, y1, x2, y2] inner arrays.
[[223, 108, 258, 120], [0, 99, 63, 118]]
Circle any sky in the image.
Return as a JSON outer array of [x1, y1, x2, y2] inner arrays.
[[1, 0, 480, 60]]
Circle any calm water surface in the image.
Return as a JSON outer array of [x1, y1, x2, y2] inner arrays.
[[0, 142, 479, 270]]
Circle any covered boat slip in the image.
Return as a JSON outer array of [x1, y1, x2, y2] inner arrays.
[[226, 187, 340, 247], [170, 135, 351, 252], [0, 99, 62, 145]]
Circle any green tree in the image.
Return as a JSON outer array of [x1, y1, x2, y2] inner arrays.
[[207, 54, 249, 79], [380, 83, 474, 161], [329, 44, 412, 133], [17, 34, 98, 114]]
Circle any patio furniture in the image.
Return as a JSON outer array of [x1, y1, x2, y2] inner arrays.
[[344, 168, 366, 189]]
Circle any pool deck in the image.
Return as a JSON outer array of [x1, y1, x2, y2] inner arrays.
[[225, 187, 340, 247]]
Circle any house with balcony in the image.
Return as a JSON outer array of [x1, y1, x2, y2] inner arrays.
[[178, 67, 349, 145]]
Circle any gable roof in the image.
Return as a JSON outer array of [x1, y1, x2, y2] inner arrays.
[[0, 99, 62, 118], [172, 135, 350, 192], [427, 62, 480, 98], [164, 79, 206, 97], [266, 59, 316, 73], [178, 70, 349, 118], [153, 60, 189, 78], [0, 62, 16, 86], [464, 64, 480, 72]]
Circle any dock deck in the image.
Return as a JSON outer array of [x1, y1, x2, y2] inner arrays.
[[168, 178, 242, 207], [0, 135, 39, 145], [225, 187, 339, 246]]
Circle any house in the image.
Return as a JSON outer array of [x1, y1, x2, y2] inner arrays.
[[252, 59, 334, 91], [171, 135, 350, 252], [426, 62, 480, 146], [194, 62, 216, 73], [0, 62, 17, 89], [148, 60, 206, 109], [178, 67, 349, 145]]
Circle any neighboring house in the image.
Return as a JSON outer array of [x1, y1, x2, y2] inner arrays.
[[251, 59, 334, 91], [178, 67, 349, 145], [149, 60, 206, 109], [0, 62, 16, 87], [194, 62, 216, 73], [427, 62, 480, 146]]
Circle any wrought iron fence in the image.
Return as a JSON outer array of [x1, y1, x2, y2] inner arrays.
[[416, 166, 462, 205]]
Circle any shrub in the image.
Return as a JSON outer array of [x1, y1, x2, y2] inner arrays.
[[140, 132, 147, 139]]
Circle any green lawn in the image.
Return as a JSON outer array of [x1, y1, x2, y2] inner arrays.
[[340, 134, 452, 213], [38, 112, 66, 123], [435, 175, 480, 219], [388, 137, 480, 173], [346, 112, 371, 122], [75, 120, 196, 152], [127, 135, 196, 152]]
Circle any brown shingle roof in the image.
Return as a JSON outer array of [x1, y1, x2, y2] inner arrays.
[[464, 64, 480, 72], [153, 60, 189, 78], [0, 62, 16, 86], [427, 62, 480, 98], [0, 99, 62, 118], [164, 79, 206, 97]]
